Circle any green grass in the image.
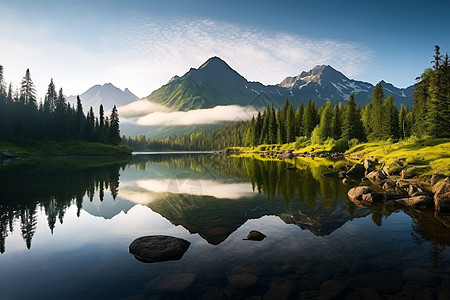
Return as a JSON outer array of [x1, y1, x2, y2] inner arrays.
[[0, 140, 132, 157], [346, 138, 450, 177]]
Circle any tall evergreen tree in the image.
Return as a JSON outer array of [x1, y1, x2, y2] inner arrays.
[[342, 94, 364, 140], [285, 104, 296, 143], [108, 105, 121, 145], [259, 108, 270, 144], [369, 82, 384, 140], [295, 102, 304, 137], [412, 68, 433, 137], [253, 112, 262, 146], [330, 103, 342, 140], [381, 95, 399, 139], [398, 105, 411, 140], [268, 105, 277, 144], [303, 99, 317, 137], [20, 69, 37, 108], [318, 100, 332, 140], [44, 79, 57, 114]]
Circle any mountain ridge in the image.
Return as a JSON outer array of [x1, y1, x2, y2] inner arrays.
[[145, 57, 414, 110], [67, 83, 139, 113]]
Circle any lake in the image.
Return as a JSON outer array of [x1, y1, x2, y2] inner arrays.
[[0, 153, 449, 299]]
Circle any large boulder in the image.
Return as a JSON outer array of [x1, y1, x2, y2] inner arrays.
[[366, 170, 387, 185], [346, 164, 366, 180], [347, 186, 381, 207], [386, 195, 434, 209], [129, 235, 191, 263], [433, 178, 450, 212]]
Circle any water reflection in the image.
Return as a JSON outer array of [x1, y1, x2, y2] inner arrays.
[[1, 154, 450, 257], [0, 157, 129, 252]]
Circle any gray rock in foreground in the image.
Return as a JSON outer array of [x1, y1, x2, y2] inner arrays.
[[129, 235, 190, 263]]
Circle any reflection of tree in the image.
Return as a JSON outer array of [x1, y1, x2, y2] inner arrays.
[[0, 157, 128, 253], [409, 210, 450, 268], [20, 206, 38, 249]]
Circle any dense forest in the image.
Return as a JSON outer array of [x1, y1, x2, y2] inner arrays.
[[123, 46, 450, 151], [0, 67, 121, 145]]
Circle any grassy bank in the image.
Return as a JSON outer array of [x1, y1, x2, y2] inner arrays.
[[226, 138, 450, 178], [0, 140, 132, 157]]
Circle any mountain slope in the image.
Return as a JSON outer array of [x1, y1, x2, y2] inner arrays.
[[145, 57, 414, 109], [67, 83, 139, 112]]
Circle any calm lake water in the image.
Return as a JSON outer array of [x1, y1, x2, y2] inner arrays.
[[0, 153, 449, 299]]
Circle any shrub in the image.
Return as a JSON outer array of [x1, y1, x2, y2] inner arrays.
[[294, 136, 310, 150], [348, 138, 359, 150], [331, 138, 349, 152], [310, 126, 323, 145]]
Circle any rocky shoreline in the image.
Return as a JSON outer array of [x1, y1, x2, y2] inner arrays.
[[332, 159, 449, 215]]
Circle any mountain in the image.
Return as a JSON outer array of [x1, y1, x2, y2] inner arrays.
[[67, 83, 139, 112], [145, 57, 414, 110]]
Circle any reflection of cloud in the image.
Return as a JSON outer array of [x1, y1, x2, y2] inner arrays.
[[118, 189, 159, 205], [135, 105, 258, 126], [134, 179, 255, 199]]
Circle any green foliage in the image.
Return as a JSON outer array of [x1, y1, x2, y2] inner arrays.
[[330, 138, 349, 152], [348, 138, 359, 150], [310, 126, 322, 145], [294, 136, 310, 150], [369, 82, 384, 140], [341, 94, 364, 141]]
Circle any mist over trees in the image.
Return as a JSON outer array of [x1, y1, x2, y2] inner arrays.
[[0, 68, 121, 145], [123, 46, 449, 151]]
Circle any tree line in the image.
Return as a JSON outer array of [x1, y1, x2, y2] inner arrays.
[[0, 67, 121, 145], [122, 46, 449, 151]]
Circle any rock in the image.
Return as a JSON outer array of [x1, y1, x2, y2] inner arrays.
[[433, 178, 450, 212], [381, 179, 396, 190], [322, 171, 340, 177], [347, 186, 381, 207], [264, 280, 296, 300], [366, 170, 387, 185], [342, 178, 355, 185], [129, 235, 190, 263], [407, 184, 429, 197], [402, 268, 435, 286], [363, 159, 376, 172], [401, 165, 431, 179], [346, 164, 366, 180], [360, 272, 403, 294], [431, 173, 446, 186], [244, 230, 266, 241], [338, 171, 347, 178], [145, 273, 197, 294], [279, 152, 294, 159], [1, 150, 18, 158], [386, 195, 434, 208], [357, 288, 383, 300], [320, 280, 348, 299], [227, 274, 259, 288]]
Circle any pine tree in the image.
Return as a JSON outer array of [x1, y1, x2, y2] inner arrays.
[[330, 103, 342, 140], [361, 103, 372, 138], [318, 100, 332, 140], [268, 105, 277, 144], [54, 88, 67, 140], [253, 112, 262, 146], [412, 68, 433, 137], [398, 105, 410, 140], [20, 69, 37, 108], [108, 105, 121, 145], [44, 78, 57, 114], [295, 102, 304, 137], [427, 45, 450, 137], [303, 99, 317, 137], [259, 108, 269, 144], [381, 95, 399, 139], [368, 82, 384, 140], [342, 94, 364, 140], [285, 104, 296, 142]]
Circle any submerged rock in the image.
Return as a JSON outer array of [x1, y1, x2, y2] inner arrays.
[[145, 273, 197, 294], [129, 235, 190, 263], [346, 164, 366, 180], [386, 195, 434, 209], [244, 230, 266, 241]]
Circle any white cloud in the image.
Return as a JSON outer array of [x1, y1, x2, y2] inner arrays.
[[118, 99, 171, 117], [135, 105, 258, 126], [0, 5, 373, 99]]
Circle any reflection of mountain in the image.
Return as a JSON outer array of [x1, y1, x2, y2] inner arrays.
[[82, 197, 135, 219]]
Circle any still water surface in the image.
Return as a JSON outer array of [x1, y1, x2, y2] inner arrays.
[[0, 153, 449, 299]]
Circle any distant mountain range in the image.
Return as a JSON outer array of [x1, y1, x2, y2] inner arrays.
[[145, 57, 414, 109], [67, 83, 139, 112]]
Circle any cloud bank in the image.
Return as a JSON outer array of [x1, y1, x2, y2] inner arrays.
[[131, 105, 258, 126]]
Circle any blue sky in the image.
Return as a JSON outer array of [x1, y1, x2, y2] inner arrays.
[[1, 0, 449, 98]]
